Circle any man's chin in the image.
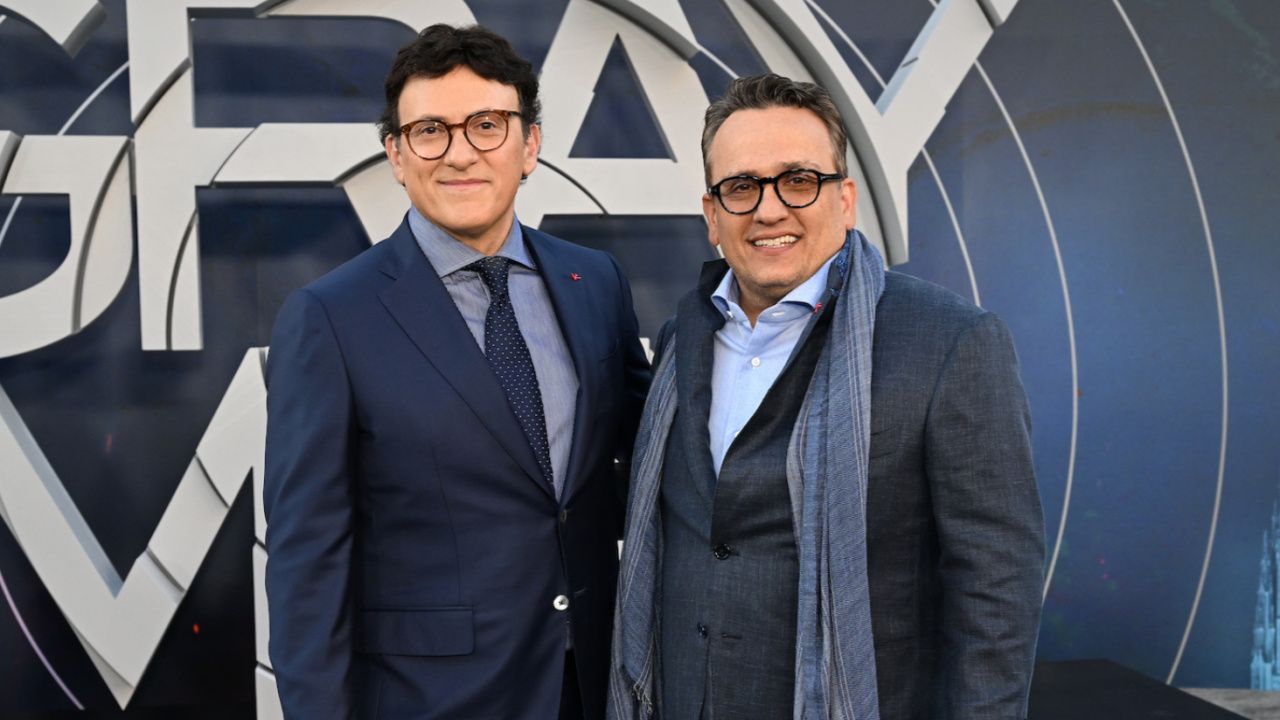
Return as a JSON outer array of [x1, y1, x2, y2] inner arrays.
[[424, 209, 507, 240], [756, 272, 806, 295], [735, 276, 803, 310]]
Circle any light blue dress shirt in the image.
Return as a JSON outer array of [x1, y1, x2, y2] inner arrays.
[[408, 208, 579, 497], [708, 254, 838, 476]]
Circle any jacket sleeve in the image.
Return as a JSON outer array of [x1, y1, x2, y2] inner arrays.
[[924, 311, 1045, 719], [263, 288, 356, 720]]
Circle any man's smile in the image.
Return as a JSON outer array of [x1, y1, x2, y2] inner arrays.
[[439, 178, 489, 189], [749, 233, 799, 249]]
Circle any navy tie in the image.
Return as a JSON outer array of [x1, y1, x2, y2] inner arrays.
[[468, 256, 554, 491]]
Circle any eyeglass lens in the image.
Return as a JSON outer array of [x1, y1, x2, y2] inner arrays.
[[407, 111, 512, 159]]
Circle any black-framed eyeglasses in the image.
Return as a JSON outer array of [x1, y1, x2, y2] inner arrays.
[[708, 168, 845, 215], [399, 109, 523, 160]]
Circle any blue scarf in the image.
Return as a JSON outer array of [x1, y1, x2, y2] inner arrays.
[[609, 230, 885, 720]]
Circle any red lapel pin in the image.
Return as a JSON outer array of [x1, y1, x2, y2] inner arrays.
[[814, 302, 823, 313], [570, 273, 582, 281]]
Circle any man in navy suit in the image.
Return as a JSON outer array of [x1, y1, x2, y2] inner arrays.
[[264, 24, 650, 720]]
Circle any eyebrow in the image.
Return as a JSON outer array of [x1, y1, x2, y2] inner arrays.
[[719, 160, 823, 178], [404, 108, 501, 125]]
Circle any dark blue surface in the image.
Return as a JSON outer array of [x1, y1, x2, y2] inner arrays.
[[569, 38, 674, 160], [969, 0, 1228, 681], [191, 17, 406, 128], [0, 197, 70, 296]]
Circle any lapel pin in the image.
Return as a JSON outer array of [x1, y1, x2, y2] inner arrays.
[[570, 273, 582, 281], [814, 302, 823, 314]]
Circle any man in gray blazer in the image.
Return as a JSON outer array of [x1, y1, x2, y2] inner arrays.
[[608, 74, 1045, 720]]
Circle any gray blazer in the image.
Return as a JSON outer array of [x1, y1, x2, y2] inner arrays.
[[653, 267, 1045, 719]]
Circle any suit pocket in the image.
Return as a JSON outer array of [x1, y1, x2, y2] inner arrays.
[[356, 607, 474, 657]]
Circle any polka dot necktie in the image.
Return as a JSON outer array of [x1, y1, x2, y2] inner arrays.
[[467, 256, 554, 491]]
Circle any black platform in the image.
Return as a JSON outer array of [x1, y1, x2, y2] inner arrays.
[[1030, 660, 1246, 719], [11, 660, 1249, 718]]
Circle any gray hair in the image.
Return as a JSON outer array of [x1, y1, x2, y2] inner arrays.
[[700, 73, 849, 185]]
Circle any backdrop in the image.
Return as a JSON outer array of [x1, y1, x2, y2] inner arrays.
[[0, 0, 1277, 715]]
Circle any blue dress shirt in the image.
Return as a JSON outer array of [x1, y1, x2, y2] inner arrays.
[[708, 254, 838, 476], [408, 208, 579, 497]]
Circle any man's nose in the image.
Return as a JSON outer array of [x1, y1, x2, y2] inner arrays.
[[753, 183, 789, 223], [443, 127, 479, 167]]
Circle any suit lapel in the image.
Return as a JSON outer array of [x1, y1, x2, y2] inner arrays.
[[675, 259, 730, 511], [376, 223, 551, 498], [523, 226, 593, 505]]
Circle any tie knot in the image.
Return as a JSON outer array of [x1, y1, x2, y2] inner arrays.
[[467, 256, 512, 298]]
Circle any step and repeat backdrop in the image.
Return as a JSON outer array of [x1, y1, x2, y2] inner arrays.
[[0, 0, 1277, 715]]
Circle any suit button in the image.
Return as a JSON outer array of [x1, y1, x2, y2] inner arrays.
[[559, 509, 570, 523], [697, 623, 708, 639], [713, 544, 732, 560], [553, 595, 570, 611]]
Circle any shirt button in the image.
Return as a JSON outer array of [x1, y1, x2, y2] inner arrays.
[[553, 595, 570, 611], [697, 623, 709, 639], [750, 357, 761, 368], [713, 544, 732, 560]]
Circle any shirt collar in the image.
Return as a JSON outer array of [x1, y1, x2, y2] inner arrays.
[[710, 249, 839, 321], [408, 206, 534, 278]]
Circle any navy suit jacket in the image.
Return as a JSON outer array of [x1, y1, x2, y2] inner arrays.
[[263, 218, 651, 720]]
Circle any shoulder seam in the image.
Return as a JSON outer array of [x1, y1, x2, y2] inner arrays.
[[923, 309, 998, 424]]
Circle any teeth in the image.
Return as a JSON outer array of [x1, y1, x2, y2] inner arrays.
[[752, 235, 798, 248]]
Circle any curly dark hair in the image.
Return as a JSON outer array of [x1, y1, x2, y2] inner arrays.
[[377, 24, 541, 145], [701, 74, 848, 184]]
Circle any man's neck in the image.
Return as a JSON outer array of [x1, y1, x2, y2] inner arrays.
[[738, 293, 773, 327], [439, 211, 516, 256]]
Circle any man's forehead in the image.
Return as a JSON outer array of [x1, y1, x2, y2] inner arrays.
[[707, 107, 835, 178], [715, 158, 829, 179], [399, 69, 519, 114]]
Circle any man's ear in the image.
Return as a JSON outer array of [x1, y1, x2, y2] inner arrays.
[[702, 192, 720, 249], [384, 134, 406, 186], [522, 123, 541, 178], [841, 176, 857, 231]]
